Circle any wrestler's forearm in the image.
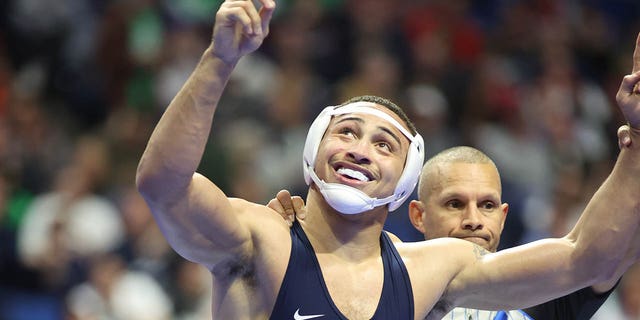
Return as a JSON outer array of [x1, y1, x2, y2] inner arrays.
[[134, 47, 251, 267], [591, 222, 640, 293], [455, 147, 640, 311], [591, 142, 640, 292], [136, 46, 236, 201], [567, 129, 640, 283]]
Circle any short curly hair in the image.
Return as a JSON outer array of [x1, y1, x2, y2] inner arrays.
[[339, 95, 417, 136]]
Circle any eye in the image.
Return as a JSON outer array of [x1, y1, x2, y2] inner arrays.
[[375, 141, 392, 151], [372, 132, 398, 153], [480, 201, 497, 211], [339, 127, 356, 137], [445, 199, 463, 209]]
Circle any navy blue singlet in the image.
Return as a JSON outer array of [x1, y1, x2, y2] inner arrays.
[[270, 220, 414, 320]]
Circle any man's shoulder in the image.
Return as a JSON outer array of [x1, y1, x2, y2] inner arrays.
[[395, 237, 477, 272], [395, 238, 478, 318], [230, 197, 292, 237], [395, 237, 476, 259], [230, 197, 292, 226]]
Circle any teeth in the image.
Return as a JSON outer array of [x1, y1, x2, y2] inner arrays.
[[337, 168, 370, 182]]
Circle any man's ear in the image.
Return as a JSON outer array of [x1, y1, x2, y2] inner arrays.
[[408, 200, 426, 234], [499, 202, 509, 232]]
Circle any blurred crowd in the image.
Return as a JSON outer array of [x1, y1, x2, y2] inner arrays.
[[1, 0, 640, 319]]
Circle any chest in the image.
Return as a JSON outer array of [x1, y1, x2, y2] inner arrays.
[[317, 255, 384, 319], [269, 225, 414, 320]]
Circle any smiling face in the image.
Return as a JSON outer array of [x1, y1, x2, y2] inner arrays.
[[313, 104, 411, 202], [409, 160, 508, 252]]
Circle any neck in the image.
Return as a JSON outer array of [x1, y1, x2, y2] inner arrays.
[[301, 188, 388, 260]]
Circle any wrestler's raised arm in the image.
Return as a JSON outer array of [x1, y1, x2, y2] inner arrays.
[[431, 33, 640, 312], [135, 0, 276, 269]]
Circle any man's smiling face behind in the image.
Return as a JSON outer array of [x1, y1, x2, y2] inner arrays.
[[410, 161, 508, 252], [313, 104, 411, 203]]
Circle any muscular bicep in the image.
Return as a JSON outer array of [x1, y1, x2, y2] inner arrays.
[[143, 172, 253, 269]]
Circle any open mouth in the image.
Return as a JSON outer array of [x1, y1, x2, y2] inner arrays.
[[336, 166, 372, 182]]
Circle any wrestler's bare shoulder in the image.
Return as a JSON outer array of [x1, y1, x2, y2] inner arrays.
[[227, 197, 292, 253], [395, 237, 479, 259], [229, 197, 291, 225], [394, 238, 482, 318]]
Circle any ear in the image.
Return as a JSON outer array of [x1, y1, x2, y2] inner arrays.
[[408, 200, 426, 234], [499, 202, 509, 232]]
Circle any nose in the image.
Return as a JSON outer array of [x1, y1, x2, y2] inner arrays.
[[346, 140, 372, 164], [461, 206, 483, 231]]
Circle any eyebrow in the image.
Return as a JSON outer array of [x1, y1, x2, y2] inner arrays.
[[335, 116, 403, 146], [439, 190, 500, 203]]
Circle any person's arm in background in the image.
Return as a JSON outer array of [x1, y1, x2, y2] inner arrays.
[[136, 0, 276, 269]]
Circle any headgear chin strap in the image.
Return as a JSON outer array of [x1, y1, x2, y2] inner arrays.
[[303, 101, 425, 214]]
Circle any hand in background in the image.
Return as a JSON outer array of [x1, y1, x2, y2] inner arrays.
[[267, 190, 307, 227]]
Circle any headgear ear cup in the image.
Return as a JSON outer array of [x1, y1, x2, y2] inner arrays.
[[303, 106, 334, 185], [388, 133, 424, 211], [302, 102, 425, 214]]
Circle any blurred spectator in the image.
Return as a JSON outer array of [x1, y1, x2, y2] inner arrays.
[[65, 253, 174, 320], [16, 135, 124, 292], [403, 84, 460, 159], [257, 3, 332, 200], [115, 186, 173, 281], [168, 259, 212, 320], [335, 44, 404, 103], [0, 171, 36, 289]]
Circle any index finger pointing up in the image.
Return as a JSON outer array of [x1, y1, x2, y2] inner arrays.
[[258, 0, 276, 34], [633, 32, 640, 74]]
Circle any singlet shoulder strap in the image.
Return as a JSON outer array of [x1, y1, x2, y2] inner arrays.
[[371, 231, 415, 319]]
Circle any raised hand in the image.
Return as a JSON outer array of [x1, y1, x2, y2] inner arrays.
[[211, 0, 275, 64], [616, 33, 640, 129]]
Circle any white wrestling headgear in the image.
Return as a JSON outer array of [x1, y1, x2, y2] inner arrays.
[[303, 101, 425, 214]]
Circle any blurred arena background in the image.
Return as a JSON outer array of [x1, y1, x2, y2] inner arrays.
[[1, 0, 639, 319]]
